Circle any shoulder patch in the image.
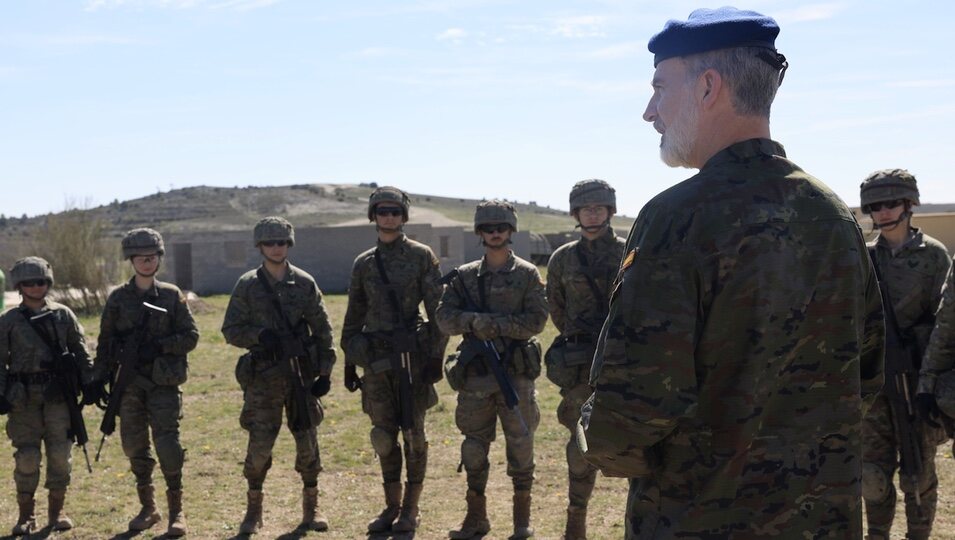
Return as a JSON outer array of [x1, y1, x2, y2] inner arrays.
[[621, 248, 637, 271]]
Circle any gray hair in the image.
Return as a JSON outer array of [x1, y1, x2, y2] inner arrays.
[[683, 46, 780, 117]]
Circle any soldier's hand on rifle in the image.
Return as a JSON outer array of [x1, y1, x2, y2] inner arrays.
[[259, 328, 281, 352], [344, 364, 362, 392], [0, 395, 11, 415], [310, 375, 331, 398], [916, 392, 943, 428], [137, 339, 163, 361], [423, 357, 444, 384], [470, 314, 500, 340], [82, 379, 109, 409]]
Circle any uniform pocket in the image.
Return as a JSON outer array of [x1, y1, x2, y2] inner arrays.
[[345, 333, 373, 368], [151, 355, 188, 386], [235, 352, 253, 391]]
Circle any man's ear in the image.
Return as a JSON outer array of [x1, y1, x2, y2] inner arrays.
[[699, 68, 723, 110]]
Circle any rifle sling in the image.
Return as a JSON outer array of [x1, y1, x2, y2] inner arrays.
[[867, 247, 908, 348], [575, 244, 609, 310], [18, 308, 67, 358], [255, 267, 302, 338], [373, 248, 412, 332]]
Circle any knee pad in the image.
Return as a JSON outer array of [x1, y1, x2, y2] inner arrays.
[[370, 426, 398, 457], [14, 446, 41, 474], [862, 462, 891, 503], [461, 437, 488, 471]]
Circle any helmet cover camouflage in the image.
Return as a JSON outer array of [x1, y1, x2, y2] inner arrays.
[[10, 256, 54, 288], [122, 228, 165, 259], [860, 169, 920, 212], [367, 186, 411, 222], [569, 179, 617, 214], [935, 371, 955, 420], [474, 200, 518, 233], [254, 216, 295, 247]]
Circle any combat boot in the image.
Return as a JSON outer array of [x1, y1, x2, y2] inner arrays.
[[165, 489, 186, 537], [11, 492, 36, 536], [301, 486, 329, 531], [47, 489, 73, 531], [367, 481, 402, 533], [562, 505, 587, 540], [129, 484, 162, 531], [449, 489, 490, 539], [510, 489, 534, 539], [239, 489, 263, 534], [393, 482, 423, 533]]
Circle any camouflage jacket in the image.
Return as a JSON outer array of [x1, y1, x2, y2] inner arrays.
[[579, 139, 885, 537], [919, 257, 955, 394], [94, 278, 199, 380], [342, 234, 448, 361], [436, 251, 548, 342], [0, 300, 94, 396], [547, 227, 626, 337], [222, 262, 336, 376]]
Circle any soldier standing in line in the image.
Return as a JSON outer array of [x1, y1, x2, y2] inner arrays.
[[437, 200, 548, 540], [545, 179, 625, 540], [93, 228, 198, 537], [576, 7, 885, 538], [221, 216, 337, 535], [856, 170, 950, 540], [0, 257, 94, 535], [341, 186, 448, 534]]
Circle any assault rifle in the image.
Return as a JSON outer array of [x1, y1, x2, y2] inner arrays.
[[439, 269, 527, 434], [97, 301, 168, 461], [374, 249, 416, 436], [870, 249, 924, 508], [26, 311, 92, 473]]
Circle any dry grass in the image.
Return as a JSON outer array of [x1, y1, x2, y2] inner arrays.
[[0, 294, 952, 539]]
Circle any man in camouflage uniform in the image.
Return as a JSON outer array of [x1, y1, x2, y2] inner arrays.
[[545, 179, 626, 540], [342, 186, 449, 534], [437, 200, 548, 540], [577, 8, 885, 538], [222, 216, 337, 535], [93, 228, 198, 537], [0, 257, 93, 535]]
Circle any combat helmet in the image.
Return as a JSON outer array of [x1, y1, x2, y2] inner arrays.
[[474, 200, 518, 233], [367, 186, 411, 222], [569, 179, 617, 214], [10, 256, 54, 288], [860, 169, 920, 212], [122, 228, 165, 259], [254, 216, 295, 247]]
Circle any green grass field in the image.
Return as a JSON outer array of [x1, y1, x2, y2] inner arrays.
[[0, 293, 953, 539]]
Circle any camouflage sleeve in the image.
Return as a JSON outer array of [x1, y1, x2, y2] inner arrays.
[[920, 262, 955, 394], [932, 252, 953, 316], [305, 282, 337, 376], [580, 248, 700, 475], [221, 278, 263, 349], [64, 309, 94, 385], [341, 257, 368, 348], [160, 290, 199, 356], [421, 252, 449, 358], [546, 249, 567, 334], [436, 276, 474, 336], [495, 266, 548, 339], [94, 292, 121, 379], [0, 315, 11, 396], [860, 259, 886, 409]]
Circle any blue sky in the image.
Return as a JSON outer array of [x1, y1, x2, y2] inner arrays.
[[2, 1, 953, 219]]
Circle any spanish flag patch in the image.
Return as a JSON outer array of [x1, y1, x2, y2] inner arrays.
[[621, 248, 636, 271]]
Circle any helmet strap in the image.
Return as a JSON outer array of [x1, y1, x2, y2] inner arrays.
[[871, 209, 912, 232]]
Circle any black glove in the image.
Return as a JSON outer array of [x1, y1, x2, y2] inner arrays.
[[422, 357, 444, 384], [0, 395, 11, 415], [259, 328, 281, 352], [310, 376, 331, 398], [138, 339, 163, 361], [916, 393, 943, 428], [344, 364, 362, 393], [82, 380, 108, 409]]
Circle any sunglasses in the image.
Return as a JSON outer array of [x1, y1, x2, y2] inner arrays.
[[261, 240, 289, 247], [868, 199, 904, 212], [478, 223, 511, 234], [375, 207, 403, 217], [20, 279, 49, 288]]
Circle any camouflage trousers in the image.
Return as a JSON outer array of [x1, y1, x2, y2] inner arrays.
[[4, 384, 72, 493], [119, 377, 184, 489], [557, 382, 598, 509], [863, 393, 945, 539], [239, 368, 323, 489], [360, 367, 437, 484], [455, 374, 540, 493]]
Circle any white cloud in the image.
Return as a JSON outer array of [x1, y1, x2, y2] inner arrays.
[[586, 41, 644, 60], [551, 15, 606, 38], [436, 28, 468, 42], [773, 3, 846, 24]]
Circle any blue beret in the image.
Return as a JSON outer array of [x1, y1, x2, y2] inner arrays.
[[648, 7, 780, 66]]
